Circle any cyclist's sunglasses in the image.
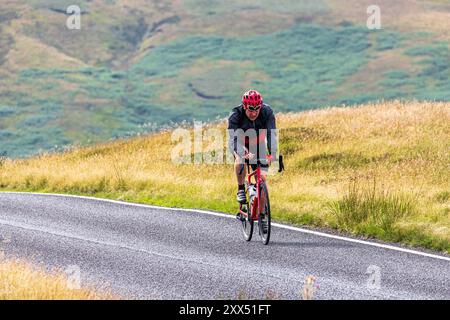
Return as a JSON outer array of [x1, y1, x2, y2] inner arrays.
[[245, 104, 262, 111]]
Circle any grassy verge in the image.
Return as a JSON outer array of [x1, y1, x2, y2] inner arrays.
[[0, 256, 116, 300], [329, 178, 416, 237], [0, 101, 449, 253]]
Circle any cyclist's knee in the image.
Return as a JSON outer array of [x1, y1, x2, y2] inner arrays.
[[234, 155, 244, 166], [260, 171, 267, 181]]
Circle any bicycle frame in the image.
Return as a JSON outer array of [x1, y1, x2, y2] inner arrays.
[[239, 162, 263, 222], [238, 155, 283, 244]]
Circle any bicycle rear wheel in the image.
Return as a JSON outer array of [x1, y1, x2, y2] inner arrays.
[[258, 182, 271, 245], [240, 203, 254, 241]]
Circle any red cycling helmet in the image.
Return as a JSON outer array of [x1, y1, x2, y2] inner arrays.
[[242, 90, 263, 110]]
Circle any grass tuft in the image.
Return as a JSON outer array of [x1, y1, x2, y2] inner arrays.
[[435, 191, 450, 204], [328, 177, 415, 237]]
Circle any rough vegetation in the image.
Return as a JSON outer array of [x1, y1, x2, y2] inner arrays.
[[1, 101, 449, 253]]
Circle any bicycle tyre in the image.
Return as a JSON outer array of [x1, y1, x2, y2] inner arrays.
[[240, 203, 254, 241], [258, 182, 271, 245]]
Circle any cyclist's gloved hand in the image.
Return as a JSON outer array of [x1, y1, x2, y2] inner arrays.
[[266, 154, 273, 166], [244, 150, 255, 160]]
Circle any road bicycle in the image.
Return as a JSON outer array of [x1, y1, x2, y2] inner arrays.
[[238, 155, 284, 245]]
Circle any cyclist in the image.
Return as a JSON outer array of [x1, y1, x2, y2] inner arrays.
[[228, 90, 277, 218]]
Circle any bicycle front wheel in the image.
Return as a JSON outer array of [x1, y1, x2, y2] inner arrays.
[[240, 203, 254, 241], [258, 182, 271, 245]]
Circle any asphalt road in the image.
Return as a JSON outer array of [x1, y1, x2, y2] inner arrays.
[[0, 192, 449, 299]]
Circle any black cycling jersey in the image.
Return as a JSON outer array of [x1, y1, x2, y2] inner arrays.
[[227, 103, 278, 161]]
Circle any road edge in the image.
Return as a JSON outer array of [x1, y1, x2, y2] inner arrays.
[[1, 191, 449, 262]]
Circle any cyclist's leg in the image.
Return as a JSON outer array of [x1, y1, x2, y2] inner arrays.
[[256, 141, 269, 183], [258, 164, 269, 214], [260, 166, 268, 181], [234, 156, 246, 185], [234, 155, 247, 205]]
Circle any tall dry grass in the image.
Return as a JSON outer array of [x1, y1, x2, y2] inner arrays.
[[0, 100, 449, 252], [0, 257, 116, 300], [328, 176, 416, 236]]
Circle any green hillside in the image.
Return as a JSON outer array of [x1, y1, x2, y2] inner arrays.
[[0, 0, 449, 157]]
